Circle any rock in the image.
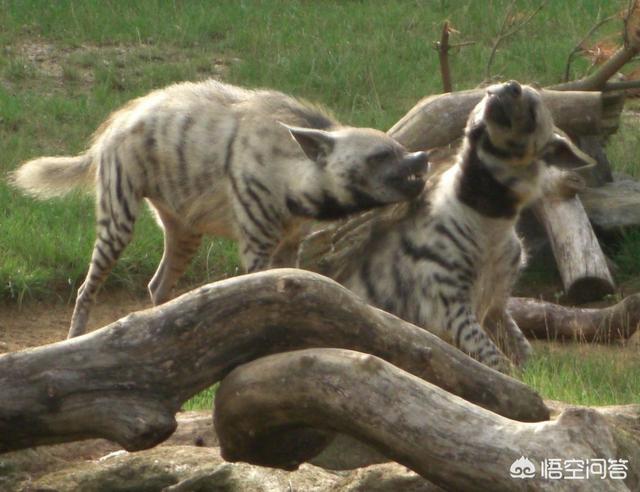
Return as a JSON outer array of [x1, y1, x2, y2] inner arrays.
[[334, 462, 444, 491], [310, 434, 389, 470], [0, 411, 218, 491], [580, 177, 640, 231], [23, 446, 437, 492], [2, 411, 437, 492], [29, 446, 339, 492]]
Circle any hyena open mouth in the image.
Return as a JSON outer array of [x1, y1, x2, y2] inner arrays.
[[384, 152, 429, 198]]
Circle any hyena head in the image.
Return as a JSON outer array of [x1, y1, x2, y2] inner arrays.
[[461, 80, 594, 209], [284, 124, 429, 216]]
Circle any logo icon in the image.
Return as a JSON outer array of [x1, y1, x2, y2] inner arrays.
[[510, 456, 536, 479]]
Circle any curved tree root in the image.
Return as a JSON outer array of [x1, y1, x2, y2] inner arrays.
[[0, 269, 547, 453], [215, 348, 633, 492]]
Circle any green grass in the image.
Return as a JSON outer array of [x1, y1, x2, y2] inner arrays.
[[183, 384, 218, 412], [521, 342, 640, 405]]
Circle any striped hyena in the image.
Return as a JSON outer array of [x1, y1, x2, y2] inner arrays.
[[340, 81, 592, 372], [12, 79, 428, 338]]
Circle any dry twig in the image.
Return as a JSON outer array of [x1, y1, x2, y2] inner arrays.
[[563, 13, 617, 82], [486, 0, 549, 79], [435, 21, 453, 93]]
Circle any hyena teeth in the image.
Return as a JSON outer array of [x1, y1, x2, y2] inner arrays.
[[11, 79, 421, 338], [345, 81, 591, 373]]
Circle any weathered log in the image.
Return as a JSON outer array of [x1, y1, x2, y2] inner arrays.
[[388, 89, 615, 152], [0, 269, 548, 453], [577, 135, 614, 187], [508, 295, 640, 342], [532, 191, 615, 304], [580, 177, 640, 231], [215, 348, 636, 492]]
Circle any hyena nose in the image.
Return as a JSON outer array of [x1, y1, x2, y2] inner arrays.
[[505, 80, 522, 97], [408, 151, 429, 170], [412, 151, 428, 163]]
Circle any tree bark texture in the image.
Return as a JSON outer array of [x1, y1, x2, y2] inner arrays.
[[532, 194, 615, 303], [215, 348, 636, 492], [508, 295, 640, 342], [0, 269, 548, 454]]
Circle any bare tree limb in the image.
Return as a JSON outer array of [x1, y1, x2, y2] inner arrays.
[[215, 348, 635, 492], [435, 21, 453, 93], [486, 0, 549, 79], [552, 2, 640, 91], [604, 78, 640, 90], [563, 13, 617, 82], [0, 269, 549, 453], [508, 294, 640, 342], [387, 89, 608, 154]]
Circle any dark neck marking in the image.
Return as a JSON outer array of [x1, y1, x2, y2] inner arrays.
[[455, 138, 520, 219], [286, 186, 385, 221]]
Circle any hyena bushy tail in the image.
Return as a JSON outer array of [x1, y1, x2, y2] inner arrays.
[[10, 153, 95, 198]]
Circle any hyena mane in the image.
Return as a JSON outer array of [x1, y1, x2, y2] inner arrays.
[[341, 81, 593, 373], [11, 79, 428, 338]]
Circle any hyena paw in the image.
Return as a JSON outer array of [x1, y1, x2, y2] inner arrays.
[[487, 353, 516, 375], [510, 338, 534, 368]]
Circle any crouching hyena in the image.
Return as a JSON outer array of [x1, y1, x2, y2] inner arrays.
[[12, 79, 428, 338], [342, 81, 592, 373]]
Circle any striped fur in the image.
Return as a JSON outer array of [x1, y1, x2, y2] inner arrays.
[[11, 79, 428, 338], [343, 81, 593, 373]]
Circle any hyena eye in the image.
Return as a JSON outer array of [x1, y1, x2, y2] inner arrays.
[[367, 149, 394, 164]]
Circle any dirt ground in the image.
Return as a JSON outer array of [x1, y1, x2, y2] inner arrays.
[[0, 290, 153, 353]]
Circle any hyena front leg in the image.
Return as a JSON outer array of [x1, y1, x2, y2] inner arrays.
[[69, 160, 141, 338], [229, 175, 283, 272], [148, 207, 203, 306], [445, 302, 514, 374], [484, 308, 533, 367], [236, 229, 280, 273]]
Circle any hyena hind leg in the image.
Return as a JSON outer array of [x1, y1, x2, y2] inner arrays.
[[69, 201, 140, 338], [148, 207, 203, 306]]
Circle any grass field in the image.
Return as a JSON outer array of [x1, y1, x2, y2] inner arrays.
[[1, 0, 640, 408]]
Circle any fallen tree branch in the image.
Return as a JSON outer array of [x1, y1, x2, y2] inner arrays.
[[215, 348, 636, 492], [508, 294, 640, 342], [387, 89, 611, 152], [551, 2, 640, 91], [563, 13, 617, 82], [604, 78, 640, 90], [435, 21, 453, 93], [0, 269, 548, 454], [532, 192, 615, 303]]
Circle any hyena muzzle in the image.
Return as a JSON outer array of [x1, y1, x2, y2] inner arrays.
[[11, 79, 428, 338], [344, 80, 593, 373]]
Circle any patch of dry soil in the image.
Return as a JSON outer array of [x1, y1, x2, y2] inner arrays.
[[0, 290, 151, 353]]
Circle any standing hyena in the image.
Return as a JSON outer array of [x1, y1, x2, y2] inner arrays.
[[341, 81, 592, 373], [12, 79, 428, 338]]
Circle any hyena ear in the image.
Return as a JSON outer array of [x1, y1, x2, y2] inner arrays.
[[542, 131, 595, 170], [280, 123, 335, 164]]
